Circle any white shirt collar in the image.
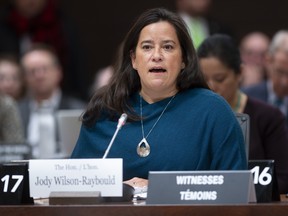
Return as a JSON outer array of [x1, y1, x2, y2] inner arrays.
[[29, 89, 62, 111]]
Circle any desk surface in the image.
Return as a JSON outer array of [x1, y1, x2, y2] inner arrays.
[[1, 198, 288, 216]]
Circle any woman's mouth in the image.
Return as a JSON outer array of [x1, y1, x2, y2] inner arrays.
[[149, 67, 167, 73]]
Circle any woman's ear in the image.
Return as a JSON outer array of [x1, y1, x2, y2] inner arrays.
[[181, 62, 185, 69], [130, 50, 137, 70]]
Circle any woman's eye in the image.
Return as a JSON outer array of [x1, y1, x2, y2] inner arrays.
[[163, 45, 173, 50], [215, 77, 226, 83], [142, 45, 151, 50]]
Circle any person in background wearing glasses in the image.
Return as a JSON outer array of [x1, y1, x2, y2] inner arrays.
[[243, 30, 288, 126], [18, 43, 86, 159]]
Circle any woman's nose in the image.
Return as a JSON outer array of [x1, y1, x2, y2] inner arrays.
[[206, 80, 214, 89], [152, 48, 163, 61]]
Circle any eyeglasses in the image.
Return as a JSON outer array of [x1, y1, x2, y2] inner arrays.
[[24, 64, 57, 76]]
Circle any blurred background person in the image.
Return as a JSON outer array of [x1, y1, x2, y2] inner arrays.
[[243, 30, 288, 124], [198, 34, 288, 194], [176, 0, 233, 49], [89, 42, 123, 97], [0, 0, 88, 100], [89, 65, 113, 97], [18, 43, 86, 158], [240, 31, 270, 88], [0, 54, 25, 101], [0, 93, 24, 143]]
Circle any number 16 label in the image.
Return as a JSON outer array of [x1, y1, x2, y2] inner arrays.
[[250, 166, 272, 186]]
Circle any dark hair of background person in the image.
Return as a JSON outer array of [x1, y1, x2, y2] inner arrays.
[[0, 53, 20, 65], [197, 34, 241, 74], [83, 7, 209, 126], [20, 43, 60, 68]]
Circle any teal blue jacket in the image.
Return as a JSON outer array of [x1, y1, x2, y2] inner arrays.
[[71, 88, 247, 180]]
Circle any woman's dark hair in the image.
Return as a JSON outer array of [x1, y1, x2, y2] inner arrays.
[[197, 34, 242, 74], [83, 7, 208, 126]]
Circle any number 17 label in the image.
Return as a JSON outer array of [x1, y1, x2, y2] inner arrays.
[[1, 175, 24, 193]]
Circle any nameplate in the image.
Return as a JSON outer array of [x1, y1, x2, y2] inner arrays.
[[146, 170, 256, 204], [29, 159, 122, 198]]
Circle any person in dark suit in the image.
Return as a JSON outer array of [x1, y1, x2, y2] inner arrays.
[[18, 43, 86, 158], [198, 34, 288, 194], [242, 30, 288, 125]]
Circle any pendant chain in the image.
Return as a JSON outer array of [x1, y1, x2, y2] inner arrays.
[[140, 94, 176, 139]]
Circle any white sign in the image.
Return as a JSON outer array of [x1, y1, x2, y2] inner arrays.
[[29, 159, 123, 198], [147, 170, 256, 204]]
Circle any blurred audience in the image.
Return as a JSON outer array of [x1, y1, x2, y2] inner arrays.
[[89, 66, 113, 97], [89, 42, 123, 97], [176, 0, 233, 49], [18, 43, 86, 158], [0, 0, 89, 100], [0, 54, 25, 100], [243, 30, 288, 124], [198, 34, 288, 194], [240, 32, 270, 87], [0, 93, 24, 143]]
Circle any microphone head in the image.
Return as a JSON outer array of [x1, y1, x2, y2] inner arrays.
[[117, 113, 128, 129]]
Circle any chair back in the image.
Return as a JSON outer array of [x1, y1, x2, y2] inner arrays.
[[235, 112, 250, 160]]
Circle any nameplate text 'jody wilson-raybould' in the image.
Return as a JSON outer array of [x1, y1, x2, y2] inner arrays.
[[29, 159, 122, 198]]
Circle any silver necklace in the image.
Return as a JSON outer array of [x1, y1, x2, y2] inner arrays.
[[137, 94, 176, 157]]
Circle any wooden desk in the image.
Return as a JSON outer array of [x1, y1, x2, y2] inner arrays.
[[1, 200, 288, 216]]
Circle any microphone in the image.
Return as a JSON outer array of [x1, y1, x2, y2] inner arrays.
[[102, 113, 128, 159], [101, 113, 135, 203]]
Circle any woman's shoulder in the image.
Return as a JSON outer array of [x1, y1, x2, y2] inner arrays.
[[183, 87, 222, 98], [177, 88, 234, 121], [181, 88, 230, 107]]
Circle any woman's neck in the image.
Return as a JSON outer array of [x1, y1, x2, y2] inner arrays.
[[140, 89, 178, 104]]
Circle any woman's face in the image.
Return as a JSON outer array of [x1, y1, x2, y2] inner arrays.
[[0, 61, 22, 99], [199, 57, 240, 104], [131, 21, 185, 97]]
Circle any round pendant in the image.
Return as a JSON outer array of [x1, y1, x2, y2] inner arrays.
[[137, 138, 150, 157]]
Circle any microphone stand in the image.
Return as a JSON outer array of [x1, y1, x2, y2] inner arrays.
[[102, 113, 127, 159]]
